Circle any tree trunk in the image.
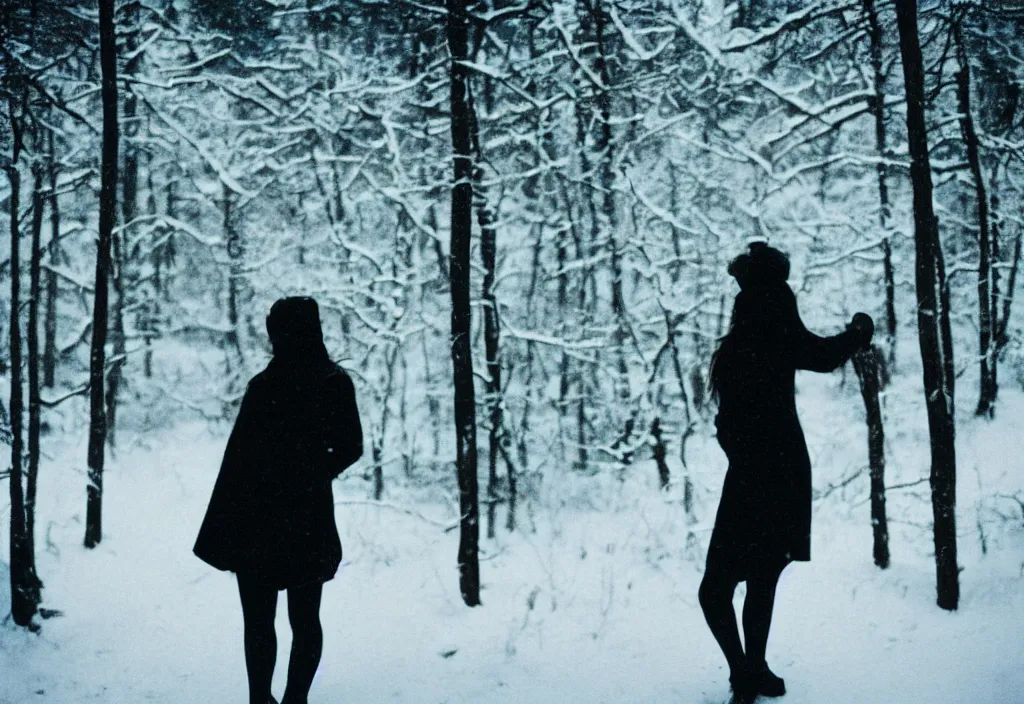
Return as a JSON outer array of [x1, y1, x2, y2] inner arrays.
[[223, 186, 243, 366], [27, 164, 45, 592], [952, 23, 995, 417], [480, 213, 501, 540], [590, 1, 631, 455], [85, 0, 119, 549], [862, 0, 897, 369], [372, 345, 397, 502], [160, 177, 178, 303], [471, 87, 504, 542], [571, 6, 605, 472], [995, 223, 1021, 357], [106, 11, 140, 448], [557, 215, 570, 456], [43, 131, 59, 388], [650, 418, 670, 491], [446, 0, 480, 607], [989, 167, 1000, 400], [422, 336, 442, 458], [516, 90, 550, 485], [575, 221, 590, 472], [894, 0, 959, 610], [372, 440, 384, 501], [564, 131, 590, 472], [143, 146, 158, 379], [516, 223, 542, 483], [852, 346, 890, 569], [106, 221, 126, 450], [7, 156, 39, 627]]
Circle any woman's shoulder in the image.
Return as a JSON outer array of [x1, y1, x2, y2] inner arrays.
[[323, 363, 356, 392], [253, 358, 355, 395], [247, 369, 272, 391], [323, 361, 347, 377]]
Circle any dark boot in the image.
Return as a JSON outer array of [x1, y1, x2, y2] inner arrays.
[[729, 668, 758, 704], [752, 665, 786, 697]]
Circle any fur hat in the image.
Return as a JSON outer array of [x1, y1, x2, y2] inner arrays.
[[727, 242, 790, 291]]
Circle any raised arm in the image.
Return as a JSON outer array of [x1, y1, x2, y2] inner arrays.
[[789, 312, 873, 373]]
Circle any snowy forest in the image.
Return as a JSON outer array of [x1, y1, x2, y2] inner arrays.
[[2, 0, 1023, 702]]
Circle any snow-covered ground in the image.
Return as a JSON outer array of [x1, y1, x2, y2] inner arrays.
[[2, 372, 1023, 704]]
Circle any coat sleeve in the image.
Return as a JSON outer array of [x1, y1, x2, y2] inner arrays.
[[788, 317, 861, 373], [321, 370, 363, 479]]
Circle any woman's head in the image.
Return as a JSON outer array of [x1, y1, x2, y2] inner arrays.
[[724, 242, 798, 338], [266, 297, 328, 359], [727, 241, 790, 293], [710, 243, 800, 396]]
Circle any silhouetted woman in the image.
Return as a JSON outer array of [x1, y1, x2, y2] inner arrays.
[[194, 297, 363, 704], [700, 243, 873, 703]]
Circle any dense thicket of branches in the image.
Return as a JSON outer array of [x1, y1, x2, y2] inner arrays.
[[2, 0, 1023, 621]]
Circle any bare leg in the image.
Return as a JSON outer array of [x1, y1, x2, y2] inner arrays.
[[281, 582, 324, 704], [238, 575, 279, 704]]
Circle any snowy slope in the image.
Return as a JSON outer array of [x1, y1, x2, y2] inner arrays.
[[1, 376, 1022, 704]]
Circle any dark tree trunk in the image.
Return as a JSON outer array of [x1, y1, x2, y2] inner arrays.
[[7, 155, 40, 627], [650, 418, 670, 491], [422, 336, 442, 458], [223, 186, 243, 365], [852, 346, 890, 569], [502, 437, 517, 533], [372, 440, 384, 501], [43, 131, 59, 388], [27, 164, 45, 590], [106, 219, 126, 449], [472, 88, 504, 542], [894, 0, 959, 611], [106, 12, 139, 448], [553, 176, 577, 467], [563, 140, 590, 472], [427, 204, 449, 289], [995, 225, 1021, 357], [989, 169, 1000, 399], [557, 216, 570, 448], [371, 345, 397, 502], [481, 237, 501, 541], [143, 147, 158, 378], [575, 222, 590, 472], [566, 27, 609, 463], [862, 0, 897, 369], [446, 0, 481, 607], [952, 23, 995, 417], [86, 0, 119, 549], [516, 223, 542, 482], [590, 1, 631, 453], [160, 177, 178, 303], [515, 87, 549, 485]]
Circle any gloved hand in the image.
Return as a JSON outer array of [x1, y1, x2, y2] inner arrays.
[[848, 312, 874, 350]]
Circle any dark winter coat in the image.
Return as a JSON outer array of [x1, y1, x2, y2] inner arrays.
[[707, 287, 864, 580], [193, 299, 362, 589]]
